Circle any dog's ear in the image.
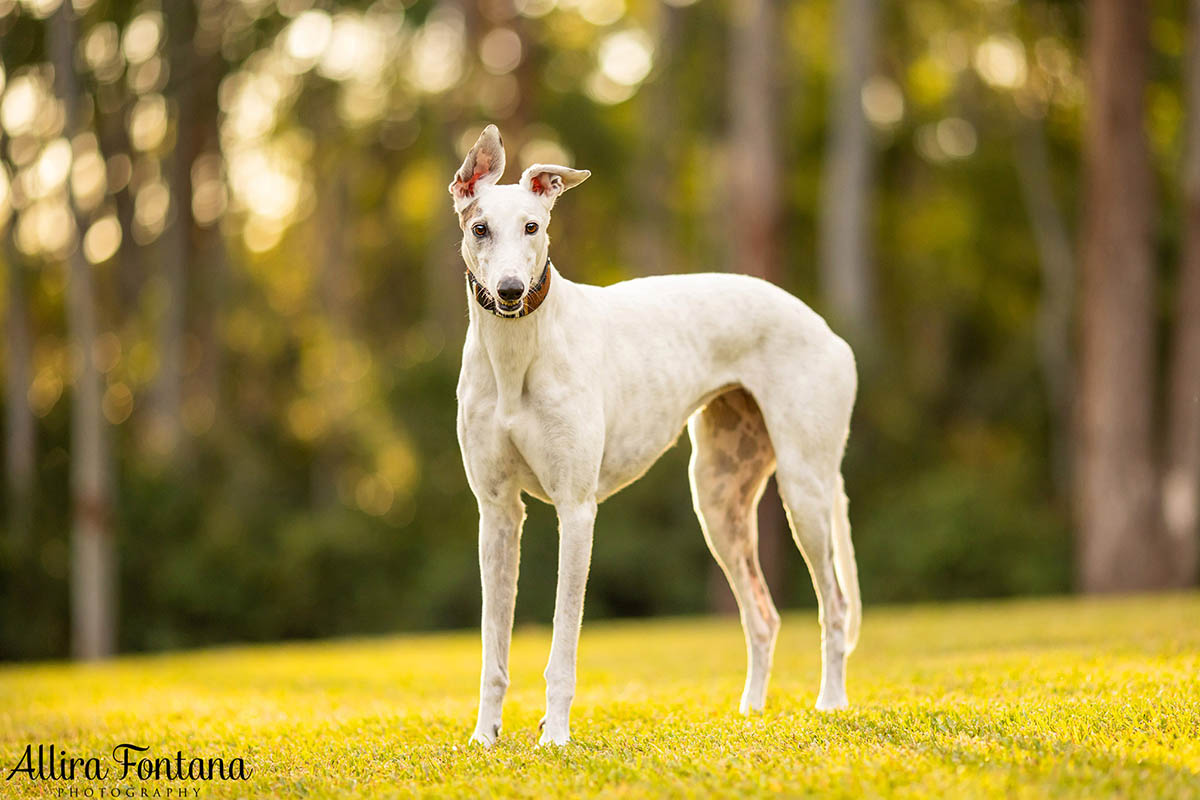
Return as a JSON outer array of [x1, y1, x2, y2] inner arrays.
[[519, 164, 590, 209], [449, 125, 506, 214]]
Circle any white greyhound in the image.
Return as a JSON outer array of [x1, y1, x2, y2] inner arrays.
[[450, 125, 860, 747]]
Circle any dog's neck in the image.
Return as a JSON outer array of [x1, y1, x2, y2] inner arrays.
[[466, 262, 567, 414]]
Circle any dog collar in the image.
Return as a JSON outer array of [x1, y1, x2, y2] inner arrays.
[[465, 259, 552, 319]]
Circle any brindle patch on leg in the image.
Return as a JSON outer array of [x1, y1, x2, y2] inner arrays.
[[688, 387, 781, 714], [695, 389, 775, 467], [713, 449, 738, 475], [706, 395, 745, 432], [737, 433, 761, 460]]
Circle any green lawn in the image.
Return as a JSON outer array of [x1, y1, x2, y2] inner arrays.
[[1, 594, 1198, 798]]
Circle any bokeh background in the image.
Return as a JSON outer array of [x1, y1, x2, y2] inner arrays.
[[0, 0, 1196, 660]]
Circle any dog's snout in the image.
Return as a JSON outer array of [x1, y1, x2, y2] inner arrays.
[[497, 277, 524, 302]]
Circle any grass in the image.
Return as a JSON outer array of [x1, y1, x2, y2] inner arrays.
[[1, 594, 1198, 798]]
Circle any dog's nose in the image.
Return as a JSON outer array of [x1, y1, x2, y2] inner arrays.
[[497, 277, 524, 302]]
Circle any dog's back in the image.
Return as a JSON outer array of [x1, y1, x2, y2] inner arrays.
[[562, 271, 856, 501]]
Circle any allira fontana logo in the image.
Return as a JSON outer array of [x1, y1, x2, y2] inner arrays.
[[6, 743, 253, 783]]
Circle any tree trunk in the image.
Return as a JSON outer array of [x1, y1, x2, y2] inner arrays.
[[4, 224, 35, 545], [2, 25, 36, 547], [723, 0, 784, 611], [1015, 117, 1075, 499], [98, 88, 145, 320], [145, 0, 197, 460], [51, 1, 117, 659], [624, 1, 680, 278], [1075, 0, 1168, 591], [188, 34, 231, 441], [1162, 0, 1200, 586], [313, 156, 350, 508], [817, 0, 878, 346]]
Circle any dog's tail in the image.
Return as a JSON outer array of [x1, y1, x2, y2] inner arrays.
[[831, 472, 861, 653]]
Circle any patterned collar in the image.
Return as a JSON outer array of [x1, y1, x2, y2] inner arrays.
[[465, 259, 552, 319]]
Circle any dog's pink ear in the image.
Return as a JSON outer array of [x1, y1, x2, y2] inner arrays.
[[449, 125, 506, 213], [519, 164, 590, 209]]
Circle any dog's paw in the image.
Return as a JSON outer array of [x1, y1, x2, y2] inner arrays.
[[536, 719, 570, 747], [738, 694, 765, 716], [468, 723, 500, 748], [814, 694, 848, 711], [536, 730, 570, 747]]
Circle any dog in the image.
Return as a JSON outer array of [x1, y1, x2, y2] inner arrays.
[[449, 125, 860, 747]]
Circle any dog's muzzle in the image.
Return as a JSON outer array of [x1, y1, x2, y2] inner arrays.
[[496, 277, 524, 304], [466, 259, 552, 319]]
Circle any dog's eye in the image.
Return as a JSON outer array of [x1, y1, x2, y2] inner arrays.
[[524, 222, 539, 235], [471, 223, 488, 238]]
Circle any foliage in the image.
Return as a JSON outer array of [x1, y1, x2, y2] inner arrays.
[[1, 593, 1198, 797], [1, 0, 1195, 657]]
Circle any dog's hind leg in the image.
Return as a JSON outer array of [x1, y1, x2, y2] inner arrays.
[[688, 388, 780, 714], [747, 334, 859, 711], [774, 460, 853, 711]]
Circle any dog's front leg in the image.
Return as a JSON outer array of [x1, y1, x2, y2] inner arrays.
[[538, 500, 597, 747], [469, 493, 525, 748]]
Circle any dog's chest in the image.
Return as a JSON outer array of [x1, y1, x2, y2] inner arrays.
[[456, 359, 566, 502]]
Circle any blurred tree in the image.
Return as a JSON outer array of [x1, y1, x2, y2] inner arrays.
[[313, 154, 349, 507], [188, 9, 231, 429], [1, 22, 34, 549], [50, 0, 116, 659], [8, 0, 1199, 662], [146, 0, 198, 461], [725, 0, 784, 610], [1164, 0, 1200, 585], [1015, 113, 1074, 497], [3, 202, 34, 546], [624, 1, 680, 277], [818, 0, 878, 347], [1075, 0, 1167, 591], [96, 69, 145, 318]]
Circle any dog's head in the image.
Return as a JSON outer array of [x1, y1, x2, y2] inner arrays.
[[448, 125, 589, 314]]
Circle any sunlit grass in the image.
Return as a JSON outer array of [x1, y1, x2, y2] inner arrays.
[[2, 594, 1198, 798]]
